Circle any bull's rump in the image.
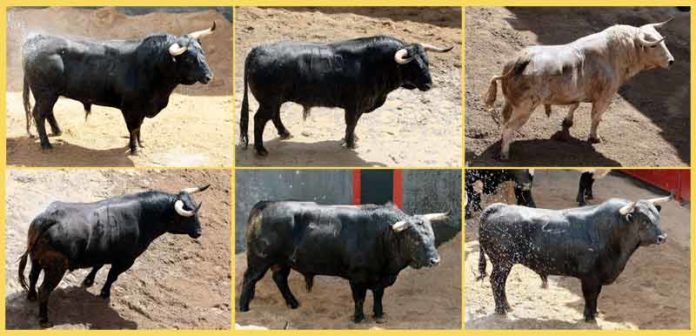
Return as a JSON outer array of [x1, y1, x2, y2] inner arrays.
[[23, 34, 136, 107], [245, 42, 364, 107], [246, 201, 397, 277], [32, 200, 142, 267], [479, 203, 600, 276]]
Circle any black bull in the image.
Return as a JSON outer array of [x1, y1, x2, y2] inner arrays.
[[477, 196, 670, 322], [17, 185, 209, 327], [239, 201, 450, 323], [239, 35, 453, 156], [22, 23, 216, 154]]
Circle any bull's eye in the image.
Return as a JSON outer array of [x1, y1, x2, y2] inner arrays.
[[650, 45, 658, 49]]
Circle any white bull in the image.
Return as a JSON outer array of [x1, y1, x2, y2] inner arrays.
[[485, 20, 674, 160]]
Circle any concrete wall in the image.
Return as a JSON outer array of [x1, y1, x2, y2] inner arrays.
[[403, 170, 462, 246], [235, 169, 462, 253]]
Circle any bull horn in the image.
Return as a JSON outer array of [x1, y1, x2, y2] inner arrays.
[[637, 33, 664, 47], [421, 211, 451, 222], [174, 200, 195, 217], [188, 21, 216, 40], [394, 48, 413, 64], [647, 195, 672, 205], [181, 184, 210, 194], [391, 220, 410, 232], [618, 202, 636, 215], [651, 18, 673, 29], [421, 43, 453, 53], [169, 43, 187, 56]]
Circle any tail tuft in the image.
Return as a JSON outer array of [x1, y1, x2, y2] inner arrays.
[[304, 274, 314, 292]]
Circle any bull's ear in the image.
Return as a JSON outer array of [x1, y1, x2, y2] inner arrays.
[[391, 220, 411, 232], [656, 205, 662, 212]]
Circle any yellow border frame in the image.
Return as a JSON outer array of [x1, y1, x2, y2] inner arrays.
[[0, 2, 692, 335]]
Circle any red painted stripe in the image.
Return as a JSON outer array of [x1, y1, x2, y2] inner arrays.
[[352, 169, 361, 205], [393, 170, 402, 208]]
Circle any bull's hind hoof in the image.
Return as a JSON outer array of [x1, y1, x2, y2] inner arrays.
[[494, 307, 507, 315], [588, 136, 603, 144], [278, 131, 292, 140], [551, 130, 572, 142], [374, 315, 387, 324], [255, 147, 269, 157], [82, 278, 94, 287], [27, 292, 37, 301], [51, 131, 62, 137], [40, 143, 53, 151], [99, 291, 110, 299], [287, 299, 300, 309], [238, 305, 250, 312], [353, 314, 365, 323]]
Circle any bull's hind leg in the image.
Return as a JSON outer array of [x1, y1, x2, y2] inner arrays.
[[82, 264, 103, 287], [32, 95, 59, 150], [271, 265, 299, 309], [27, 261, 42, 301], [499, 101, 535, 160], [46, 113, 62, 137], [271, 107, 291, 140], [253, 104, 275, 156], [239, 262, 271, 312], [490, 263, 513, 314], [37, 258, 67, 328]]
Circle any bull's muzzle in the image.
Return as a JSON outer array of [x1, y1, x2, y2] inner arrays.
[[656, 234, 667, 245], [428, 256, 441, 266]]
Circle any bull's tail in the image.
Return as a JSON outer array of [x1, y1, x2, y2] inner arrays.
[[23, 76, 33, 137], [83, 103, 92, 121], [239, 55, 251, 149], [18, 223, 41, 291], [476, 244, 487, 281], [483, 75, 504, 110], [484, 56, 531, 111]]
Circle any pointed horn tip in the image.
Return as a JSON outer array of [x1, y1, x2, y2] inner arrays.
[[211, 21, 216, 31]]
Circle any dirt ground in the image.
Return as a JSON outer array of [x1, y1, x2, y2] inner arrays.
[[5, 7, 233, 167], [465, 170, 690, 329], [465, 7, 690, 167], [234, 234, 461, 329], [235, 7, 462, 167], [5, 169, 231, 329]]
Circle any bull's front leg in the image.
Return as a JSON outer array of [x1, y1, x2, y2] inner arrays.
[[82, 264, 104, 287], [99, 260, 134, 299], [349, 282, 367, 323], [580, 278, 602, 322], [588, 100, 610, 144], [372, 287, 386, 323], [124, 113, 144, 155], [343, 110, 363, 149]]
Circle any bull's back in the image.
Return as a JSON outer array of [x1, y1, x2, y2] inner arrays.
[[246, 42, 358, 107], [37, 200, 142, 267]]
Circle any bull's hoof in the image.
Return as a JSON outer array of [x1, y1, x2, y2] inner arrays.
[[353, 314, 365, 323], [495, 152, 510, 161], [255, 147, 269, 157], [278, 131, 292, 140], [287, 299, 300, 309], [27, 292, 37, 301], [342, 141, 358, 149], [238, 305, 250, 312], [240, 135, 249, 149], [138, 142, 145, 148], [39, 319, 53, 329], [494, 307, 507, 315], [99, 291, 111, 299], [40, 143, 53, 151], [128, 148, 139, 156], [588, 136, 603, 144], [50, 130, 62, 137], [584, 315, 597, 323], [374, 314, 386, 324]]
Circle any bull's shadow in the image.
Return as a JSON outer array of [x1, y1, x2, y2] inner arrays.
[[468, 138, 622, 167], [7, 137, 135, 167], [466, 314, 601, 330], [6, 287, 138, 329], [236, 139, 388, 167], [503, 7, 691, 165]]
